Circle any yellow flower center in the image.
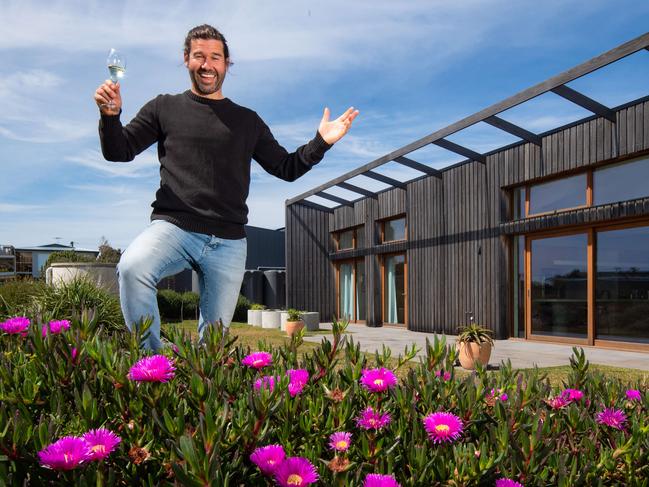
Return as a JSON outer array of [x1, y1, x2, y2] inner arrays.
[[373, 379, 384, 387], [64, 453, 71, 463], [369, 418, 377, 426], [336, 440, 349, 449], [91, 444, 106, 454], [287, 474, 303, 485], [435, 424, 450, 433], [253, 359, 263, 366]]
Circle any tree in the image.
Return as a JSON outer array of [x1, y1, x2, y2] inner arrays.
[[97, 237, 122, 264]]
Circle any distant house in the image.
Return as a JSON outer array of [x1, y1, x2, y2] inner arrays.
[[0, 243, 99, 280]]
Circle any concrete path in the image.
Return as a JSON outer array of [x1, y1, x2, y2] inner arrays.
[[304, 323, 649, 371]]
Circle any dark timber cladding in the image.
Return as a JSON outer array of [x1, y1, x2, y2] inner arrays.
[[285, 32, 649, 338]]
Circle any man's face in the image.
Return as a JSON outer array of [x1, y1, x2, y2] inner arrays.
[[185, 39, 228, 97]]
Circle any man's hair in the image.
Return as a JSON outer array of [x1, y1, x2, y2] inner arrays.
[[184, 24, 231, 62]]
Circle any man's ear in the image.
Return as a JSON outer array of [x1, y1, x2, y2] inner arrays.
[[183, 52, 189, 66]]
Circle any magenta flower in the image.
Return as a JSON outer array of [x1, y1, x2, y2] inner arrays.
[[254, 375, 277, 393], [434, 370, 451, 381], [0, 316, 30, 336], [496, 479, 524, 487], [82, 428, 121, 461], [287, 369, 309, 397], [546, 395, 569, 410], [596, 408, 627, 430], [356, 406, 391, 431], [274, 457, 319, 487], [422, 412, 463, 444], [360, 368, 398, 393], [250, 444, 285, 476], [561, 389, 584, 402], [42, 319, 71, 337], [364, 473, 401, 487], [329, 432, 352, 452], [128, 355, 175, 382], [242, 351, 273, 369], [38, 436, 90, 470], [626, 389, 641, 401]]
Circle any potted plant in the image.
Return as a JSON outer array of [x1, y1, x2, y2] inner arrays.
[[285, 308, 304, 337], [456, 323, 494, 370]]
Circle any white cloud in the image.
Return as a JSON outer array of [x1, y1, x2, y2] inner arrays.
[[0, 203, 47, 213], [65, 149, 159, 177]]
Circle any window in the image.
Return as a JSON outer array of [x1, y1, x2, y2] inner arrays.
[[381, 217, 406, 243], [15, 252, 32, 274], [528, 174, 586, 216], [337, 259, 366, 322], [334, 226, 364, 251], [594, 155, 649, 206]]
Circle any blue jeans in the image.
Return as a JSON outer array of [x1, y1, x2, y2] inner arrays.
[[117, 219, 247, 351]]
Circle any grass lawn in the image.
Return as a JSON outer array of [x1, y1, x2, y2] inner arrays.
[[162, 321, 647, 386]]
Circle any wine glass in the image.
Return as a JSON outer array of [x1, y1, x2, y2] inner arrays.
[[105, 48, 126, 109]]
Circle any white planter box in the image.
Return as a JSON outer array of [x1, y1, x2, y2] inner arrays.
[[46, 263, 118, 295], [280, 312, 289, 331], [302, 312, 319, 331], [248, 310, 263, 327], [261, 310, 281, 329]]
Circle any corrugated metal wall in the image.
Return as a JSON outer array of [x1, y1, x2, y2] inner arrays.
[[286, 99, 649, 336]]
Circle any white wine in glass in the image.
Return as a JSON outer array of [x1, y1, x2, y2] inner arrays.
[[105, 48, 126, 109]]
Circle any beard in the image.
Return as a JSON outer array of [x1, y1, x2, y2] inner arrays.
[[190, 69, 225, 96]]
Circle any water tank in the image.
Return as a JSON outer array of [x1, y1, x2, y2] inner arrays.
[[263, 270, 286, 309], [241, 270, 264, 305]]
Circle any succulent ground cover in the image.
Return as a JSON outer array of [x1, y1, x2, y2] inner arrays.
[[0, 314, 647, 486]]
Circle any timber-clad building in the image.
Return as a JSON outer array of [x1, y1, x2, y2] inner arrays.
[[285, 32, 649, 352]]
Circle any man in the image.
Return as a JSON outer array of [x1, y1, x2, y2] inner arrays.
[[94, 24, 358, 350]]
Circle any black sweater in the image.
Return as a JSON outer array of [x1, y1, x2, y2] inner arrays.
[[99, 90, 331, 239]]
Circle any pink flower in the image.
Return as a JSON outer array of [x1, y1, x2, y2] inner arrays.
[[328, 432, 352, 452], [42, 319, 71, 337], [596, 408, 627, 430], [82, 428, 121, 461], [435, 370, 451, 381], [626, 389, 641, 401], [128, 355, 175, 382], [496, 479, 524, 487], [274, 457, 319, 487], [499, 393, 508, 401], [250, 444, 285, 476], [561, 389, 584, 402], [38, 436, 90, 470], [356, 407, 391, 431], [254, 376, 277, 393], [364, 473, 401, 487], [242, 352, 273, 369], [0, 316, 30, 336], [287, 369, 309, 397], [546, 396, 569, 410], [422, 412, 463, 444], [360, 368, 398, 393]]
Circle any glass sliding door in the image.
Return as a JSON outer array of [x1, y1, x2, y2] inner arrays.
[[596, 226, 649, 343], [355, 260, 366, 322], [530, 233, 588, 339], [339, 263, 354, 321], [383, 254, 406, 325]]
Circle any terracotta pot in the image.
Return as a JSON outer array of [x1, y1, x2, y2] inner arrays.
[[457, 341, 492, 370], [285, 320, 304, 337]]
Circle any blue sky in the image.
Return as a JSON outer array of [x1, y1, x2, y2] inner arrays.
[[1, 0, 648, 250]]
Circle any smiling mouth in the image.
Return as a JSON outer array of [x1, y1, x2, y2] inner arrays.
[[198, 71, 217, 82]]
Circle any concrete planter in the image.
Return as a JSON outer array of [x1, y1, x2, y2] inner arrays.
[[261, 310, 281, 329], [301, 312, 320, 331], [45, 263, 118, 295], [248, 310, 263, 327], [280, 312, 289, 331]]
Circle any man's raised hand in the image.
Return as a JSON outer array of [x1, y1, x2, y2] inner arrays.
[[318, 106, 359, 145], [94, 80, 122, 116]]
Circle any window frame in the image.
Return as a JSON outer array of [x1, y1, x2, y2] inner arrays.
[[379, 215, 408, 244]]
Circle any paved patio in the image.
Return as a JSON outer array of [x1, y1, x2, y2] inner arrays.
[[304, 323, 649, 371]]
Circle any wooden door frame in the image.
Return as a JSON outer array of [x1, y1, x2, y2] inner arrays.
[[380, 251, 408, 328], [334, 258, 366, 324]]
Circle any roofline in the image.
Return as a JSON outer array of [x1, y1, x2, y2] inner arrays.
[[286, 31, 649, 207]]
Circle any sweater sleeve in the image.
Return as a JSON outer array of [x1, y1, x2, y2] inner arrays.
[[98, 97, 161, 162], [252, 115, 332, 182]]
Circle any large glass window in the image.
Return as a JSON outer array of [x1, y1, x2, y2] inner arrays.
[[335, 226, 364, 251], [15, 252, 33, 274], [383, 254, 406, 324], [356, 261, 366, 321], [382, 217, 406, 243], [512, 236, 525, 338], [528, 174, 586, 215], [513, 187, 525, 219], [594, 156, 649, 206], [339, 263, 354, 320], [338, 230, 354, 250], [596, 226, 649, 343], [530, 234, 587, 338]]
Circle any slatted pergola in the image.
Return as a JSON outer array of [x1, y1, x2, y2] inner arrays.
[[286, 32, 649, 213]]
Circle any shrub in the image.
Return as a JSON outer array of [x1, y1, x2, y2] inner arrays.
[[286, 308, 302, 321], [232, 294, 251, 322], [249, 303, 266, 311], [0, 317, 646, 485], [42, 251, 94, 273], [0, 279, 46, 319], [31, 277, 124, 332], [157, 289, 183, 322]]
